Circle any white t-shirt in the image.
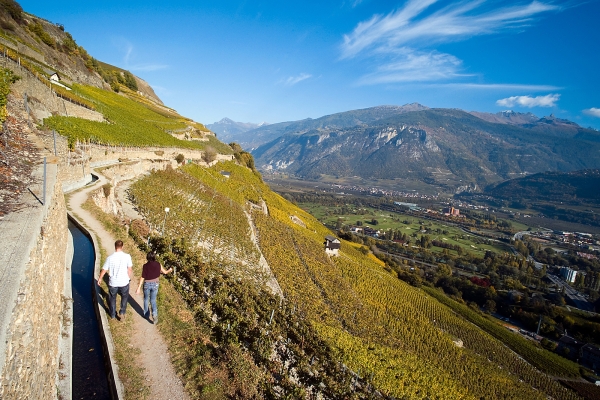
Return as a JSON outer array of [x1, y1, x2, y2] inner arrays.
[[102, 251, 133, 287]]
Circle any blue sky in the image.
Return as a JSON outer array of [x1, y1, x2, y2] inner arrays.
[[20, 0, 600, 129]]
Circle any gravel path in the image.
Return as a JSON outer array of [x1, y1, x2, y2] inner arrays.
[[68, 169, 188, 400]]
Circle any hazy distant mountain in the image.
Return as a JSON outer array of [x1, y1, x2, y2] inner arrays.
[[252, 107, 600, 192], [206, 118, 268, 143], [229, 103, 429, 149]]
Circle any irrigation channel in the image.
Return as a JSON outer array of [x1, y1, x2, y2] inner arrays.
[[69, 219, 111, 399]]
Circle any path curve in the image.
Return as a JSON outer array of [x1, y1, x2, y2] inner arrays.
[[68, 168, 188, 400]]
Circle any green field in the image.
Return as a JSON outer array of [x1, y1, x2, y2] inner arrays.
[[300, 203, 512, 256]]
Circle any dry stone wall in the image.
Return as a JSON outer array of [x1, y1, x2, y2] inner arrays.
[[0, 170, 68, 400], [6, 61, 104, 123]]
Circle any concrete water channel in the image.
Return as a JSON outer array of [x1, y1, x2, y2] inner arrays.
[[69, 219, 111, 399]]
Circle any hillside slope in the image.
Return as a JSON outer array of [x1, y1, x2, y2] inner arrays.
[[486, 169, 600, 205], [0, 3, 163, 104], [125, 161, 582, 399]]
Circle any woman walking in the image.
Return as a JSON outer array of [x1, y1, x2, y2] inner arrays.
[[136, 252, 172, 324]]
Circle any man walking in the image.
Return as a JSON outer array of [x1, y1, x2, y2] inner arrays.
[[98, 240, 133, 320]]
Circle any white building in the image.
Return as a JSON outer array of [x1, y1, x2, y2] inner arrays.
[[324, 235, 340, 256], [559, 266, 578, 283]]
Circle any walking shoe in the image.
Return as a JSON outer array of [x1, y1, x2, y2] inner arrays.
[[153, 314, 158, 324]]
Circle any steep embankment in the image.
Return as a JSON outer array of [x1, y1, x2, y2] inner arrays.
[[124, 161, 583, 399]]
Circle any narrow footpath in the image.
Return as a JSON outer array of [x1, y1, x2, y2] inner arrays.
[[68, 170, 189, 400]]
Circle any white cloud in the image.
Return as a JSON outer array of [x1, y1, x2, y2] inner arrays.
[[341, 0, 559, 59], [282, 73, 312, 86], [583, 108, 600, 118], [496, 94, 560, 108], [341, 1, 563, 86], [358, 47, 465, 84]]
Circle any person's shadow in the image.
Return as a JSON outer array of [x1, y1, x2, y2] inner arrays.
[[95, 283, 109, 313], [127, 292, 144, 317]]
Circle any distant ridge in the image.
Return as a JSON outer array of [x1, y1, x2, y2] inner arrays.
[[232, 103, 429, 149], [484, 169, 600, 205], [206, 118, 267, 142], [251, 106, 600, 191]]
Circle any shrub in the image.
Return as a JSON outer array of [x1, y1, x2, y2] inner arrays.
[[0, 19, 15, 31], [0, 0, 23, 22], [229, 142, 243, 153], [61, 32, 77, 54], [202, 146, 217, 164], [234, 151, 255, 170], [175, 153, 185, 164], [123, 71, 138, 91], [28, 21, 56, 48], [102, 183, 112, 197], [129, 219, 149, 242]]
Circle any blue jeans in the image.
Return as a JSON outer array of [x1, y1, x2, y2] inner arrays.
[[108, 283, 129, 319], [143, 282, 159, 319]]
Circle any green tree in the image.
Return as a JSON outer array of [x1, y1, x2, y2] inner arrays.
[[484, 299, 496, 313], [123, 71, 138, 91]]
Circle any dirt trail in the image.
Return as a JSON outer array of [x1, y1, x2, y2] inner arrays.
[[68, 170, 188, 400]]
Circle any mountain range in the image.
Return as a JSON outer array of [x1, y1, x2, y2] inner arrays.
[[211, 103, 428, 149], [206, 118, 268, 144], [246, 105, 600, 192]]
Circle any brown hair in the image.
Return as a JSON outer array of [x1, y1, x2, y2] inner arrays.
[[115, 240, 124, 249], [146, 252, 157, 262]]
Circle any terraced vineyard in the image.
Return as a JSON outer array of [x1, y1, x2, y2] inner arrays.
[[130, 161, 582, 399], [129, 166, 262, 279], [44, 84, 231, 152]]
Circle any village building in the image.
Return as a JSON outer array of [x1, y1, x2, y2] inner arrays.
[[580, 344, 600, 372], [324, 235, 340, 256], [49, 72, 72, 90], [350, 226, 363, 233], [443, 206, 460, 216], [557, 335, 583, 361], [559, 266, 578, 283]]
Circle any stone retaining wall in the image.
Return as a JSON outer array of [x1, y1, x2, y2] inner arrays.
[[0, 163, 69, 400], [6, 60, 104, 122]]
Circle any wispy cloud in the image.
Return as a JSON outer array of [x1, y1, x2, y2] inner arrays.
[[341, 0, 561, 85], [112, 38, 168, 73], [281, 73, 312, 86], [496, 94, 560, 108], [583, 108, 600, 118], [358, 48, 466, 84], [123, 42, 133, 65], [342, 0, 559, 59]]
